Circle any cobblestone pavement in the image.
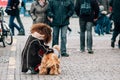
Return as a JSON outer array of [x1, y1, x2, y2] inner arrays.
[[0, 17, 120, 80]]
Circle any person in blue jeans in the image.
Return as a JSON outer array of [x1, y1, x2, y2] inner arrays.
[[47, 0, 74, 57], [75, 0, 99, 53], [95, 13, 105, 35], [104, 15, 111, 34], [6, 0, 25, 35], [95, 11, 111, 35], [94, 5, 111, 36]]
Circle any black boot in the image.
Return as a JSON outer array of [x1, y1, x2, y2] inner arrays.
[[18, 29, 25, 35], [28, 67, 38, 74], [118, 40, 120, 49], [111, 40, 115, 48]]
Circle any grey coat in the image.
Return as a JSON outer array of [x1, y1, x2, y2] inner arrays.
[[30, 1, 49, 24]]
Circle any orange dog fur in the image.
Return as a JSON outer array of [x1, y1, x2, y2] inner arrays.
[[39, 45, 61, 75]]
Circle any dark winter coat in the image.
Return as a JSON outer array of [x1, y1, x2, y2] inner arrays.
[[47, 0, 74, 26], [109, 0, 120, 24], [7, 0, 20, 16], [109, 0, 120, 32], [75, 0, 99, 22], [21, 35, 49, 72]]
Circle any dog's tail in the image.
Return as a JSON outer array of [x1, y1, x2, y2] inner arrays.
[[53, 45, 61, 58], [53, 45, 60, 52]]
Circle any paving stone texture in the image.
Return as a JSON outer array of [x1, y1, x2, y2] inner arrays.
[[0, 16, 120, 80]]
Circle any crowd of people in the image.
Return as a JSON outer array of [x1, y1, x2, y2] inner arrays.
[[5, 0, 120, 74]]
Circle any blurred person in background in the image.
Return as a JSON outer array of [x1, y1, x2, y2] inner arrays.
[[30, 0, 49, 24], [6, 0, 25, 35], [94, 5, 111, 36], [109, 0, 120, 49], [75, 0, 99, 53], [47, 0, 74, 57]]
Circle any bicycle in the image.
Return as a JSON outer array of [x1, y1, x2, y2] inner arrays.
[[0, 7, 13, 47]]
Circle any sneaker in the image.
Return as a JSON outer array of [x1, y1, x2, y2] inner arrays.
[[111, 41, 115, 48], [118, 40, 120, 49], [106, 32, 111, 34], [18, 29, 25, 35], [94, 33, 100, 36], [26, 69, 32, 74], [18, 31, 25, 35], [88, 50, 94, 54], [80, 49, 85, 53], [28, 67, 38, 74], [18, 33, 25, 35], [61, 53, 69, 57]]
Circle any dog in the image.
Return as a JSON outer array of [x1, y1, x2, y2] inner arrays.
[[39, 45, 61, 75]]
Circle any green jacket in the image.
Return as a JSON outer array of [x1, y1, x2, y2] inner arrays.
[[47, 0, 74, 26]]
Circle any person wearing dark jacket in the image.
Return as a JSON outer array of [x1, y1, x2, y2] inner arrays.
[[47, 0, 74, 57], [109, 0, 120, 48], [21, 23, 53, 74], [75, 0, 99, 53], [6, 0, 25, 35]]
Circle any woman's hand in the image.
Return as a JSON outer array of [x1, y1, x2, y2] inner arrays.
[[47, 17, 53, 23], [12, 6, 16, 9]]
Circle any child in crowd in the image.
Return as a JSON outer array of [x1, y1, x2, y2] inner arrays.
[[21, 23, 58, 74], [94, 5, 111, 36]]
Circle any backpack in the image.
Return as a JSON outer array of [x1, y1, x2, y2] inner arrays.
[[80, 0, 92, 16]]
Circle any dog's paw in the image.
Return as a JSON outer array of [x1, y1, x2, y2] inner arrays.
[[39, 67, 47, 75], [49, 71, 59, 75], [39, 71, 47, 75]]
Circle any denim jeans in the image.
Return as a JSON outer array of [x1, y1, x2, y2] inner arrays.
[[52, 25, 68, 54], [9, 15, 25, 35], [79, 18, 93, 51], [104, 16, 111, 33], [16, 15, 25, 31], [95, 24, 104, 35]]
